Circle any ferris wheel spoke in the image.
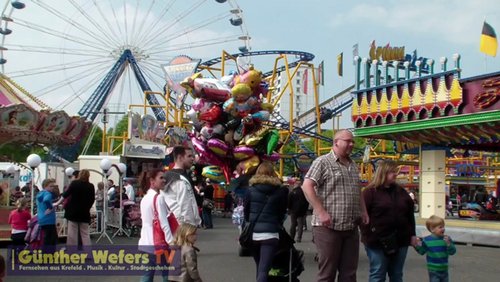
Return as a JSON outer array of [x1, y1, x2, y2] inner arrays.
[[141, 0, 207, 48], [75, 0, 123, 48], [101, 0, 125, 45], [129, 0, 159, 47], [122, 0, 129, 45], [139, 62, 167, 90], [55, 66, 112, 109], [148, 35, 240, 56], [8, 57, 111, 78], [5, 44, 107, 57], [133, 0, 177, 48], [128, 0, 140, 47], [145, 11, 232, 51], [12, 19, 110, 52], [34, 62, 111, 98], [31, 0, 117, 50]]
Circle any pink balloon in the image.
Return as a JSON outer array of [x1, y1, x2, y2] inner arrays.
[[261, 152, 280, 162], [207, 138, 229, 157]]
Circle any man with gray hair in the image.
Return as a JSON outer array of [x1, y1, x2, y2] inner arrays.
[[302, 129, 369, 282]]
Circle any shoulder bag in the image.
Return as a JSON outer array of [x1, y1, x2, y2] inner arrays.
[[239, 196, 267, 248], [153, 194, 168, 251], [153, 193, 180, 249]]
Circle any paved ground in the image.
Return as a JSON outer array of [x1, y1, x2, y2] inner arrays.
[[2, 215, 499, 281]]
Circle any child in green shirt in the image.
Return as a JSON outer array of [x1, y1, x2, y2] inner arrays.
[[415, 215, 456, 282]]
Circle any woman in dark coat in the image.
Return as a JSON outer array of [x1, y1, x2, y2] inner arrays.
[[361, 160, 417, 282], [58, 169, 95, 247], [244, 162, 288, 282]]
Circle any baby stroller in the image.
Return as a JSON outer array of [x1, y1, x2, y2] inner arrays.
[[268, 229, 305, 282], [123, 201, 142, 236], [232, 204, 252, 257], [24, 215, 41, 250]]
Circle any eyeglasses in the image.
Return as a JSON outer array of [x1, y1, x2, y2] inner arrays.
[[337, 138, 354, 144]]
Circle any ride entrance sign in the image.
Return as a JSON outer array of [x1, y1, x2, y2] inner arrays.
[[162, 56, 201, 108]]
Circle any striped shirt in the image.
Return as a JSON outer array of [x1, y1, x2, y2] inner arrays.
[[415, 235, 456, 272], [305, 150, 361, 231]]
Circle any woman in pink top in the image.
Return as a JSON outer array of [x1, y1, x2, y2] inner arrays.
[[8, 198, 31, 247]]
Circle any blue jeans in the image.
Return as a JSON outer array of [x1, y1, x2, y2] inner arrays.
[[202, 207, 213, 228], [365, 246, 408, 282], [140, 252, 169, 282], [429, 271, 449, 282], [251, 238, 279, 282]]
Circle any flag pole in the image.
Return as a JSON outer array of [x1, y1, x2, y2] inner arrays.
[[484, 54, 487, 72]]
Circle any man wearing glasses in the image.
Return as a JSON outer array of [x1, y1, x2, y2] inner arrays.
[[302, 129, 369, 282]]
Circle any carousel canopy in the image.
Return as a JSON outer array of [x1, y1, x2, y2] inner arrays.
[[0, 74, 90, 146]]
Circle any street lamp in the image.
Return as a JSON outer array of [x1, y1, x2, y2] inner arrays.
[[26, 153, 41, 215], [6, 165, 16, 175], [97, 158, 127, 243], [64, 167, 75, 178]]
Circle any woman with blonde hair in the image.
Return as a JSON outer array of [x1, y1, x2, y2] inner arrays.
[[243, 161, 288, 282], [169, 223, 203, 282], [360, 160, 417, 282]]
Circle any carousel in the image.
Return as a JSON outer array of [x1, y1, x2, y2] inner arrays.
[[0, 74, 90, 146]]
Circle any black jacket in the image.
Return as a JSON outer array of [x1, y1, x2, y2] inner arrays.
[[288, 187, 309, 217], [360, 183, 416, 248], [244, 175, 288, 233], [62, 180, 95, 223]]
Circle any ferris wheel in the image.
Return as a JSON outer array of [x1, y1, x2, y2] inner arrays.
[[0, 0, 251, 124]]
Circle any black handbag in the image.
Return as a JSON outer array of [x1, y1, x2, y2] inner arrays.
[[379, 231, 398, 256], [239, 221, 255, 248], [202, 198, 215, 210], [239, 197, 267, 248]]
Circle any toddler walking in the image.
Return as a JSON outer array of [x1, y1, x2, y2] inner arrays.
[[169, 223, 203, 282], [415, 215, 456, 282]]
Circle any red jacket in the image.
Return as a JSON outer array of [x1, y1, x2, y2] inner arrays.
[[8, 209, 31, 231], [360, 184, 416, 248]]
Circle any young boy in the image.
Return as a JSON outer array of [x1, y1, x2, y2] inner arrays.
[[415, 215, 456, 282]]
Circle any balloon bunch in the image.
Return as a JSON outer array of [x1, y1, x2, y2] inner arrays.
[[181, 66, 281, 183]]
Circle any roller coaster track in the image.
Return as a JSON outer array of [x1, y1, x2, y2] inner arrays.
[[199, 50, 315, 78], [293, 84, 355, 132]]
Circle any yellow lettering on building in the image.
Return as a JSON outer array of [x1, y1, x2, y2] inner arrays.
[[369, 42, 405, 61]]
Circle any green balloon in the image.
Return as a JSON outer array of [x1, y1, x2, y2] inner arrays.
[[266, 130, 279, 155]]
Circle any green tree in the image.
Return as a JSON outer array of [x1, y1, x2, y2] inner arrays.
[[0, 143, 47, 162], [78, 125, 103, 155], [109, 115, 128, 137]]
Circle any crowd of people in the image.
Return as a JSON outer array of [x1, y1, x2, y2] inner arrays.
[[5, 136, 462, 282]]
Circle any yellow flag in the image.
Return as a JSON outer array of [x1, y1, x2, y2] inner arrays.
[[337, 52, 343, 77], [480, 21, 497, 57]]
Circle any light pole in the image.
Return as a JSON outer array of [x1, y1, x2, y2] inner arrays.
[[26, 154, 41, 215], [111, 162, 128, 238], [4, 165, 16, 205], [97, 158, 127, 243]]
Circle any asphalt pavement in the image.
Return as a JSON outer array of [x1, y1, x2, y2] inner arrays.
[[2, 215, 499, 281]]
